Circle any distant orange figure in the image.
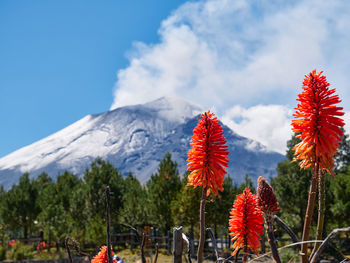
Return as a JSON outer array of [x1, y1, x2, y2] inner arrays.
[[187, 111, 229, 197]]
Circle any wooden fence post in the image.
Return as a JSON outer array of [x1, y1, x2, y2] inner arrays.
[[173, 227, 183, 263]]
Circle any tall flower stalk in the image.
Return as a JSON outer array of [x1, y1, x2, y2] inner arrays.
[[187, 111, 228, 263], [291, 70, 344, 262], [229, 188, 263, 263]]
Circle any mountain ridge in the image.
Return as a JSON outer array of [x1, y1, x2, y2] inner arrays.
[[0, 97, 284, 189]]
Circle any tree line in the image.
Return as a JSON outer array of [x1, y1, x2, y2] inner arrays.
[[0, 132, 349, 249]]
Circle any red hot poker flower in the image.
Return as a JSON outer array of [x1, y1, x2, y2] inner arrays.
[[257, 176, 279, 214], [291, 70, 344, 174], [91, 246, 108, 263], [91, 246, 116, 263], [187, 111, 229, 197], [229, 188, 264, 255]]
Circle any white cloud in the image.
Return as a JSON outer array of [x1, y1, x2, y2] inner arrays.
[[110, 0, 350, 152], [222, 105, 293, 154]]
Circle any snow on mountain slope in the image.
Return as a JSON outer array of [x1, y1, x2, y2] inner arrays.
[[137, 116, 284, 185], [0, 97, 203, 188], [0, 96, 284, 189]]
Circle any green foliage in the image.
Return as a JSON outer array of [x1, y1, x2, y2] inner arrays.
[[0, 186, 9, 248], [147, 153, 182, 234], [0, 246, 6, 261], [334, 128, 350, 173], [271, 132, 350, 236], [37, 171, 82, 245], [207, 176, 237, 237], [83, 158, 124, 242], [1, 141, 349, 259], [171, 174, 201, 233], [329, 167, 350, 228], [120, 173, 149, 227], [84, 158, 124, 217], [1, 173, 40, 238], [237, 174, 255, 194], [9, 242, 35, 261], [271, 134, 311, 234]]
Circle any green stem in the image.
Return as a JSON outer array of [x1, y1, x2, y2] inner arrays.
[[301, 164, 318, 263], [311, 169, 325, 258], [106, 186, 112, 263], [197, 187, 207, 263], [243, 244, 248, 263], [197, 188, 207, 263], [265, 214, 281, 263]]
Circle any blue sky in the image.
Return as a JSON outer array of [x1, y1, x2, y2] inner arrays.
[[1, 0, 350, 157], [0, 0, 187, 157]]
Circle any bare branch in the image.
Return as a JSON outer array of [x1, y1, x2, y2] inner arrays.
[[222, 247, 241, 263], [65, 237, 73, 263], [310, 227, 350, 263], [249, 240, 323, 262], [206, 228, 219, 260], [141, 232, 146, 263], [65, 236, 90, 263], [119, 223, 141, 241], [154, 243, 159, 263], [274, 215, 300, 244], [206, 228, 225, 262]]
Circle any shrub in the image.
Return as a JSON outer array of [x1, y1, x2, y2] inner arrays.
[[9, 242, 34, 261], [0, 246, 6, 261]]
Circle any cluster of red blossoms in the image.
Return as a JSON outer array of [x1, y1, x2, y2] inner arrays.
[[36, 241, 51, 251], [229, 188, 264, 255], [187, 111, 229, 197], [292, 70, 344, 173], [187, 111, 268, 255], [91, 246, 118, 263], [185, 68, 345, 257]]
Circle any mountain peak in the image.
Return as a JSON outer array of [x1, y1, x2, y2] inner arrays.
[[142, 96, 204, 123], [0, 97, 284, 189]]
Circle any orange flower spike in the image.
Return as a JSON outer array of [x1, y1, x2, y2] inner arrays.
[[291, 70, 345, 174], [91, 246, 107, 263], [91, 246, 114, 263], [229, 188, 264, 255], [187, 111, 229, 196]]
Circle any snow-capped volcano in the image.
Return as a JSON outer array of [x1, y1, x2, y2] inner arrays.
[[0, 97, 284, 189]]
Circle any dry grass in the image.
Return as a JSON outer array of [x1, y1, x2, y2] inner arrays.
[[116, 248, 216, 263]]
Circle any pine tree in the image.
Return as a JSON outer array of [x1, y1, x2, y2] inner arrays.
[[83, 158, 124, 243], [147, 153, 181, 234], [271, 135, 311, 234], [171, 173, 201, 237], [334, 128, 350, 173], [120, 173, 149, 227], [37, 171, 82, 248], [237, 174, 255, 194], [1, 173, 40, 239], [206, 176, 237, 237]]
